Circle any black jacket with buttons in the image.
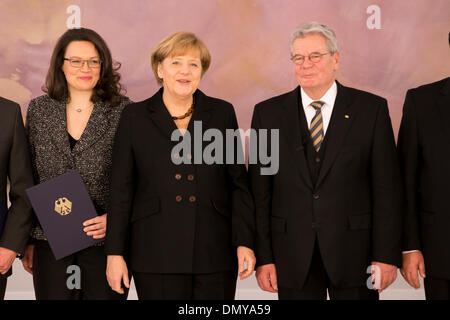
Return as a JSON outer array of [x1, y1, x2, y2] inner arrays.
[[249, 83, 403, 289], [105, 88, 255, 274]]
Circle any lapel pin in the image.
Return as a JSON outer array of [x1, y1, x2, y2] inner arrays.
[[345, 114, 350, 119]]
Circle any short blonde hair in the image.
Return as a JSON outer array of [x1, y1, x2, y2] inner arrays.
[[151, 31, 211, 85]]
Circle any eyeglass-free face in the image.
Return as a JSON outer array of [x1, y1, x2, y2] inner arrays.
[[157, 48, 202, 101], [292, 34, 340, 98], [62, 40, 101, 95]]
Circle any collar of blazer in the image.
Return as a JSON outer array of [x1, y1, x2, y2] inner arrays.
[[48, 97, 111, 158], [281, 80, 356, 190], [145, 87, 212, 141]]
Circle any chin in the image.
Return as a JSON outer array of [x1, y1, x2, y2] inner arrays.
[[175, 88, 195, 97], [300, 83, 315, 89]]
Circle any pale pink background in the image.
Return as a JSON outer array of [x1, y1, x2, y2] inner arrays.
[[1, 0, 449, 137], [1, 0, 449, 300]]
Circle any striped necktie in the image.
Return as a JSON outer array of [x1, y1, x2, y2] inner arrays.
[[309, 101, 325, 152]]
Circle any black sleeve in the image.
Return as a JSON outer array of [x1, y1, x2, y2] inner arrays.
[[397, 90, 422, 252], [370, 99, 403, 267], [248, 105, 275, 267], [226, 105, 255, 250], [0, 104, 34, 255], [104, 106, 135, 256]]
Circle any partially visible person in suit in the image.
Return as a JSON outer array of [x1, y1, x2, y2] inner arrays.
[[21, 28, 132, 300], [249, 22, 403, 300], [398, 32, 450, 300], [0, 97, 34, 300], [105, 31, 255, 300]]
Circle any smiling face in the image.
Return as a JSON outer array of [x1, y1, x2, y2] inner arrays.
[[157, 48, 202, 100], [292, 33, 339, 99], [62, 40, 101, 95]]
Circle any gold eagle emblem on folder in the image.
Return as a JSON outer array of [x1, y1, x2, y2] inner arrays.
[[54, 197, 72, 216]]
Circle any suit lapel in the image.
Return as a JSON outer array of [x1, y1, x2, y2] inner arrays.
[[282, 87, 313, 190], [316, 82, 355, 188], [436, 78, 450, 143], [187, 89, 212, 135], [48, 99, 73, 162], [146, 88, 212, 143], [72, 100, 109, 155], [146, 88, 179, 141]]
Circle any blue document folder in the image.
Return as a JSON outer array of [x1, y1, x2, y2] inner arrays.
[[26, 170, 101, 260]]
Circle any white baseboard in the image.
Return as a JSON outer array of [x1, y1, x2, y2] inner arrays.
[[5, 263, 426, 300], [5, 288, 425, 300], [235, 288, 425, 300], [4, 289, 139, 300]]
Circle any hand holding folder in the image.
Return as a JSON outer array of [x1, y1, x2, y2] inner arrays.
[[83, 214, 107, 239]]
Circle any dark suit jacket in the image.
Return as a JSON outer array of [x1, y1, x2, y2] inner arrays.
[[105, 88, 255, 274], [397, 77, 450, 280], [249, 82, 403, 289], [0, 97, 34, 277]]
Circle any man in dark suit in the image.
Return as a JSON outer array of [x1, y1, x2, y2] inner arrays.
[[0, 97, 34, 299], [398, 33, 450, 300], [249, 22, 403, 299]]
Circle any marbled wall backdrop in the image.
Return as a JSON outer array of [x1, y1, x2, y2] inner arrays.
[[1, 0, 449, 136]]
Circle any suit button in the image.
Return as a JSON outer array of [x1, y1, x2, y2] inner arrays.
[[176, 195, 182, 202], [313, 194, 319, 200], [189, 195, 196, 203], [187, 174, 194, 181], [315, 157, 321, 163], [175, 174, 182, 180]]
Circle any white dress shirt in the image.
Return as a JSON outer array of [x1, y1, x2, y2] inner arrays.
[[300, 81, 338, 135]]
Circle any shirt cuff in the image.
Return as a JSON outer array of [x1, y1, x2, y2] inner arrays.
[[402, 250, 420, 254]]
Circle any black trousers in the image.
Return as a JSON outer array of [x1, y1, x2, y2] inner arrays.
[[33, 240, 128, 300], [0, 275, 6, 300], [133, 270, 237, 300], [424, 276, 450, 300], [278, 240, 379, 300]]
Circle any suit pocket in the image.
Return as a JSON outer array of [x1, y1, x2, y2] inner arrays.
[[271, 216, 286, 234], [348, 212, 372, 230], [211, 198, 231, 218], [131, 197, 160, 223], [420, 210, 436, 226]]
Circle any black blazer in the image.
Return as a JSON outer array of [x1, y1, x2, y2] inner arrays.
[[397, 77, 450, 280], [105, 88, 255, 274], [249, 82, 403, 289], [0, 98, 34, 260]]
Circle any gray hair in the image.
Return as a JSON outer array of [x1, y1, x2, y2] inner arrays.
[[290, 22, 339, 56]]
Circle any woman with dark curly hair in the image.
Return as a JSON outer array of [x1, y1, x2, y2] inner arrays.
[[21, 28, 131, 300]]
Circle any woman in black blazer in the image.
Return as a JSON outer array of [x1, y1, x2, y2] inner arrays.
[[105, 31, 256, 299], [22, 28, 131, 300]]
